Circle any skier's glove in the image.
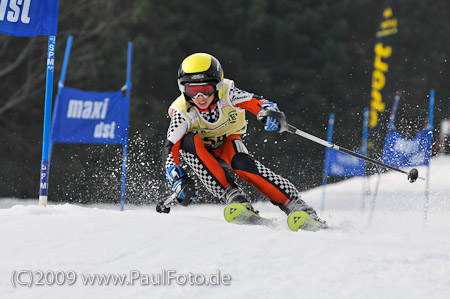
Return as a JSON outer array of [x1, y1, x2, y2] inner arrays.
[[257, 102, 280, 131], [165, 165, 197, 206]]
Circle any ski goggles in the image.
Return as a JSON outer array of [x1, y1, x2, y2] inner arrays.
[[184, 83, 216, 99]]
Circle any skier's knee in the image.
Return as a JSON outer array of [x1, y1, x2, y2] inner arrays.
[[231, 153, 258, 174], [180, 133, 201, 154]]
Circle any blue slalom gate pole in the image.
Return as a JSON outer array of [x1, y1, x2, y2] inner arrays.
[[424, 89, 435, 222], [49, 35, 73, 158], [361, 108, 369, 210], [39, 36, 57, 207], [120, 42, 133, 211], [57, 36, 73, 95], [387, 94, 400, 131], [321, 113, 335, 212]]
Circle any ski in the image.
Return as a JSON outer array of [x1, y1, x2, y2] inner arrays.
[[287, 210, 329, 232], [224, 202, 274, 227], [224, 202, 328, 232]]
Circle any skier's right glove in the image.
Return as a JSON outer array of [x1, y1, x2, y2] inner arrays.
[[256, 101, 289, 133], [165, 165, 197, 206], [257, 102, 280, 131]]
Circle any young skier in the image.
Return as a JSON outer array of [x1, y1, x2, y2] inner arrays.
[[162, 52, 326, 229]]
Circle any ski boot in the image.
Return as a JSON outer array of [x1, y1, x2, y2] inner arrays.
[[224, 186, 257, 214], [223, 187, 274, 225], [284, 197, 328, 232]]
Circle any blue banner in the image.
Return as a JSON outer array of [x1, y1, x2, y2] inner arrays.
[[325, 149, 366, 177], [382, 129, 431, 167], [0, 0, 59, 37], [51, 87, 129, 145]]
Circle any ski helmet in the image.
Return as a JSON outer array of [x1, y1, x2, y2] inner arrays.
[[177, 53, 224, 99]]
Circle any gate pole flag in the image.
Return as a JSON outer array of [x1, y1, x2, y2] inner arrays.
[[0, 0, 60, 207], [0, 0, 59, 37], [50, 38, 132, 210]]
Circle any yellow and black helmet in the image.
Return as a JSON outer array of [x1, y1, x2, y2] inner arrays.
[[177, 53, 224, 95]]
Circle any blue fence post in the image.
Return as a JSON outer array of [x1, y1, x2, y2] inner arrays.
[[57, 36, 73, 95], [39, 36, 57, 207], [424, 89, 435, 223], [49, 35, 73, 158], [361, 108, 369, 210], [120, 42, 133, 211], [388, 94, 400, 131], [321, 113, 335, 212]]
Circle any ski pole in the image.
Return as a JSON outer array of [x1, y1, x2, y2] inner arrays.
[[259, 110, 424, 183]]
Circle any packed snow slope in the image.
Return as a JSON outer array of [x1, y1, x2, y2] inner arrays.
[[1, 156, 450, 299]]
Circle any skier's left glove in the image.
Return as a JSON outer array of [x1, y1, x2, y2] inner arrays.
[[257, 102, 280, 131], [165, 165, 197, 206]]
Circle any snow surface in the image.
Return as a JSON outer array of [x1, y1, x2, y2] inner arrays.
[[1, 156, 450, 299]]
